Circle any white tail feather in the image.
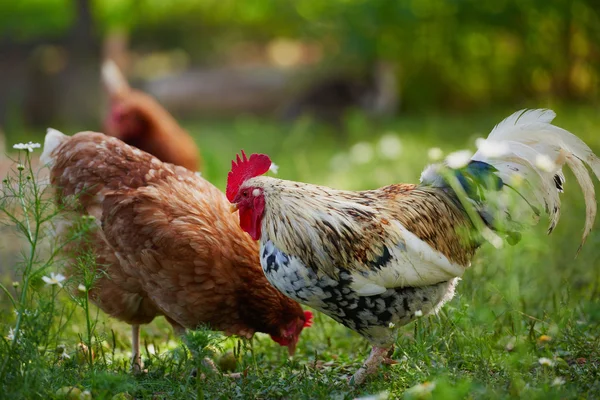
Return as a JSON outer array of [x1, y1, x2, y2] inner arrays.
[[473, 109, 599, 248], [564, 152, 596, 250], [101, 59, 129, 97]]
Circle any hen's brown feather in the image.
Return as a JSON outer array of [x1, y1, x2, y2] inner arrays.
[[50, 132, 304, 340], [103, 62, 200, 171]]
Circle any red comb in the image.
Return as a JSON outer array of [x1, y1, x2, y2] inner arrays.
[[303, 310, 313, 328], [226, 150, 272, 202]]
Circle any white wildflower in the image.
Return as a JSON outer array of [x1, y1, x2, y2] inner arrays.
[[16, 164, 25, 171], [535, 154, 556, 172], [377, 133, 402, 160], [405, 381, 436, 397], [551, 377, 566, 386], [475, 138, 509, 158], [13, 142, 41, 152], [11, 281, 19, 288], [427, 147, 443, 161], [388, 322, 396, 329], [538, 357, 554, 367], [350, 142, 374, 165], [42, 272, 66, 288], [78, 284, 87, 292], [445, 150, 472, 169], [269, 162, 279, 174], [147, 343, 156, 355], [7, 327, 15, 341], [355, 391, 389, 400], [414, 310, 423, 317], [59, 352, 71, 360]]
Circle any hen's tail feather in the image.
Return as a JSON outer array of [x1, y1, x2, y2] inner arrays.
[[472, 109, 599, 249], [40, 128, 68, 167], [102, 59, 129, 97]]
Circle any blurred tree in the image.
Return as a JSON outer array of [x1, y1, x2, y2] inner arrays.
[[0, 0, 598, 117]]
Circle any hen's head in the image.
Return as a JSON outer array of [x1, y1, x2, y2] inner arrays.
[[105, 100, 147, 142], [226, 151, 273, 240], [269, 310, 313, 355]]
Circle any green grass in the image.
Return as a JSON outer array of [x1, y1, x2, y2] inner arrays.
[[1, 105, 600, 399]]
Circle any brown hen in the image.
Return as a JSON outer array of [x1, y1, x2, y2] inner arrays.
[[41, 129, 311, 371], [101, 60, 201, 171]]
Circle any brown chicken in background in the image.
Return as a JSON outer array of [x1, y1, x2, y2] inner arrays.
[[41, 128, 311, 371], [102, 60, 201, 171]]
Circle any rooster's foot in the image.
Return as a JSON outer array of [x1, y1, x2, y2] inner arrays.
[[349, 346, 390, 385]]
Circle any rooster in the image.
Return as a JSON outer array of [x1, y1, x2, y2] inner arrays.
[[102, 60, 201, 171], [226, 109, 600, 384], [41, 129, 311, 371]]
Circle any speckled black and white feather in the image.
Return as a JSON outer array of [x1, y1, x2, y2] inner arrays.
[[261, 240, 458, 347]]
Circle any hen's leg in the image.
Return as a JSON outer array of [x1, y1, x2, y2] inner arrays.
[[351, 346, 390, 385], [131, 324, 143, 373]]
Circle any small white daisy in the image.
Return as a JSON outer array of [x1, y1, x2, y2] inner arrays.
[[414, 310, 423, 317], [78, 284, 87, 292], [377, 133, 402, 160], [475, 138, 509, 158], [405, 381, 436, 397], [13, 142, 41, 152], [427, 147, 444, 161], [535, 154, 556, 172], [147, 343, 156, 355], [538, 357, 554, 367], [551, 377, 566, 386], [42, 272, 66, 288], [445, 150, 472, 169], [350, 142, 374, 165], [354, 391, 389, 400], [269, 162, 279, 174]]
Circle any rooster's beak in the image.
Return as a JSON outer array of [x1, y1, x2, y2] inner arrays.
[[230, 203, 238, 213]]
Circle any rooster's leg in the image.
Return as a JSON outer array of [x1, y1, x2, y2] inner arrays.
[[131, 324, 143, 373], [350, 346, 390, 385]]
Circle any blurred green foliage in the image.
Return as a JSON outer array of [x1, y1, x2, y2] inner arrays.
[[1, 0, 599, 109]]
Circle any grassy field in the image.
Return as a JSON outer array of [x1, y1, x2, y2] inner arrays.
[[1, 105, 600, 399]]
